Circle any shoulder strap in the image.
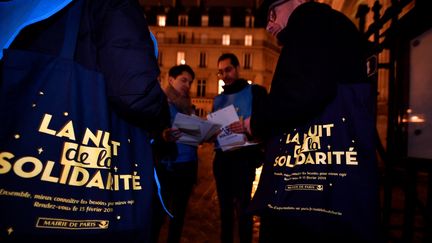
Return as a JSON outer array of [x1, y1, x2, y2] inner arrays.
[[60, 0, 84, 59]]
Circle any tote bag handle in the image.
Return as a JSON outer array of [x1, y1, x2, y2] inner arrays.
[[60, 0, 83, 59]]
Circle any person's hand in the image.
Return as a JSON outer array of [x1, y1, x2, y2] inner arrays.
[[162, 128, 181, 142], [243, 117, 251, 136], [228, 120, 246, 134]]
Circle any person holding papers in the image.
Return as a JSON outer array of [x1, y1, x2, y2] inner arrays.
[[211, 53, 268, 243], [153, 64, 198, 243]]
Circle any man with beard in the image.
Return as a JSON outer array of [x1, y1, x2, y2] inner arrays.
[[212, 53, 268, 243]]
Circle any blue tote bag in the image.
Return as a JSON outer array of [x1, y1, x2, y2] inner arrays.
[[250, 83, 381, 242], [0, 1, 155, 241]]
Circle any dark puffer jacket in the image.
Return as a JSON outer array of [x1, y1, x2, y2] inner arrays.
[[9, 0, 170, 131], [251, 2, 369, 137]]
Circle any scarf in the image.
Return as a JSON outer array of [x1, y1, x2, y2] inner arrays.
[[164, 84, 194, 115]]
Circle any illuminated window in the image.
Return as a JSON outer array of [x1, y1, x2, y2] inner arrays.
[[223, 15, 231, 27], [157, 15, 166, 27], [177, 52, 185, 65], [222, 34, 230, 46], [201, 15, 209, 27], [245, 35, 253, 46], [218, 79, 225, 94], [179, 15, 188, 26]]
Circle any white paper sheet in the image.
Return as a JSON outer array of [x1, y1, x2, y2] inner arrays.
[[207, 104, 255, 151], [173, 113, 221, 146]]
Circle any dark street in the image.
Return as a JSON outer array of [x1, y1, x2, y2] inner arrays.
[[157, 143, 260, 243]]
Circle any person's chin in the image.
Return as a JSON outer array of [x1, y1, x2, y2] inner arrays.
[[266, 24, 282, 37]]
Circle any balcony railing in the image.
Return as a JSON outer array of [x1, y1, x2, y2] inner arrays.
[[156, 37, 279, 51]]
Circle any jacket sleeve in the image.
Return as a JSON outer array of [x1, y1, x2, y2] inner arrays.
[[250, 84, 269, 139], [97, 0, 169, 130]]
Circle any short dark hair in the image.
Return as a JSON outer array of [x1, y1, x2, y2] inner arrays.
[[168, 64, 195, 80], [259, 0, 313, 22], [217, 53, 240, 68]]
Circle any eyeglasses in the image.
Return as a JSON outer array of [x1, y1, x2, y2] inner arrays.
[[217, 66, 234, 78]]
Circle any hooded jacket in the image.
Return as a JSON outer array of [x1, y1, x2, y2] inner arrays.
[[251, 2, 369, 138]]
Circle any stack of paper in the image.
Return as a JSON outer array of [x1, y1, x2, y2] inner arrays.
[[172, 113, 221, 146], [207, 105, 254, 151]]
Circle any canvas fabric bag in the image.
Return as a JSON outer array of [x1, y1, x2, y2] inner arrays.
[[250, 83, 381, 242], [0, 1, 155, 241]]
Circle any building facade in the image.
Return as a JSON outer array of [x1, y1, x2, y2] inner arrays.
[[141, 1, 280, 117], [140, 0, 403, 118]]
